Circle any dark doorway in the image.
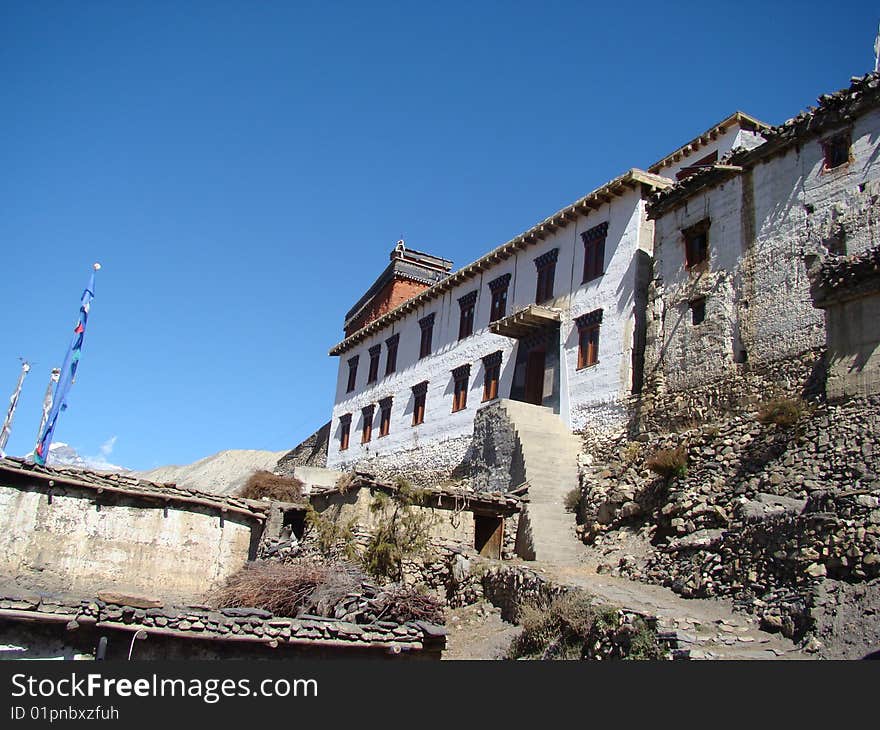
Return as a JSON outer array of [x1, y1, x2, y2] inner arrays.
[[524, 348, 546, 405], [283, 509, 306, 541], [474, 515, 504, 559]]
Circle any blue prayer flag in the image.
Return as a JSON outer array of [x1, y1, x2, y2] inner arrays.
[[34, 267, 98, 466]]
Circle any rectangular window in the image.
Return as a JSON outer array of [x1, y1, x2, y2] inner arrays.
[[534, 249, 559, 304], [367, 345, 381, 383], [412, 381, 428, 426], [452, 364, 470, 412], [339, 414, 351, 451], [419, 313, 435, 359], [346, 355, 359, 393], [379, 397, 392, 437], [581, 222, 608, 283], [683, 220, 710, 269], [575, 309, 602, 369], [458, 291, 477, 340], [385, 333, 399, 375], [822, 133, 851, 170], [690, 297, 706, 325], [361, 405, 374, 444], [488, 273, 511, 322], [482, 351, 502, 402]]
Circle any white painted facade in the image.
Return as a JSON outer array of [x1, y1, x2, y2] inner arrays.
[[649, 104, 880, 392], [324, 118, 759, 474]]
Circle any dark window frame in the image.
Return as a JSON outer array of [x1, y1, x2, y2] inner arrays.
[[367, 345, 381, 383], [488, 273, 511, 323], [821, 132, 851, 170], [534, 249, 559, 304], [346, 355, 359, 393], [458, 291, 477, 340], [451, 364, 470, 413], [575, 310, 602, 370], [411, 381, 428, 426], [581, 222, 608, 283], [379, 397, 393, 437], [690, 297, 706, 325], [361, 405, 374, 444], [683, 220, 710, 270], [418, 313, 435, 359], [482, 351, 502, 402], [339, 414, 351, 451], [385, 333, 399, 376]]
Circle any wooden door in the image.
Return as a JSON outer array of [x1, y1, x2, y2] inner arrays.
[[524, 348, 546, 405], [475, 516, 504, 559]]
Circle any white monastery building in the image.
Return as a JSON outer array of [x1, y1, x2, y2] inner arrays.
[[326, 111, 769, 476]]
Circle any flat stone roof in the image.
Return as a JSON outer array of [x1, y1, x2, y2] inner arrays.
[[0, 456, 270, 522]]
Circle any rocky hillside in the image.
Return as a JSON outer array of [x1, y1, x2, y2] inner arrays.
[[138, 449, 287, 495], [574, 395, 880, 659]]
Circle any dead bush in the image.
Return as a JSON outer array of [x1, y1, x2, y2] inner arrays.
[[372, 585, 444, 624], [507, 591, 595, 659], [335, 471, 357, 493], [209, 561, 329, 617], [564, 487, 581, 514], [756, 397, 806, 427], [238, 471, 304, 502], [363, 492, 433, 581], [646, 445, 688, 479]]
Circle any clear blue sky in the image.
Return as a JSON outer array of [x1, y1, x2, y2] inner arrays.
[[1, 1, 876, 470]]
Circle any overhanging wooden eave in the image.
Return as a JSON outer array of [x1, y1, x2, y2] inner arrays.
[[488, 305, 561, 338]]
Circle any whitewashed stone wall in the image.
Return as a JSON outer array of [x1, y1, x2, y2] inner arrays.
[[328, 190, 651, 472], [328, 122, 754, 474], [0, 485, 256, 602], [649, 107, 880, 393]]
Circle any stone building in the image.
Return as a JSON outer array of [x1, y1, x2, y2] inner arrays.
[[326, 114, 767, 477], [644, 72, 880, 424]]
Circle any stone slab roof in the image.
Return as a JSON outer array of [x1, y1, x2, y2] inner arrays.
[[311, 472, 525, 512], [0, 583, 444, 654], [0, 456, 269, 522], [648, 73, 880, 218]]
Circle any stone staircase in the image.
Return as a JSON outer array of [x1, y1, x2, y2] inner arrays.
[[499, 399, 584, 565]]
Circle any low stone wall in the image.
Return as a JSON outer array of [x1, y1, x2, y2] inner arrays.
[[0, 468, 263, 604]]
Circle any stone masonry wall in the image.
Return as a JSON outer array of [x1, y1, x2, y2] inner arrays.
[[0, 484, 258, 603]]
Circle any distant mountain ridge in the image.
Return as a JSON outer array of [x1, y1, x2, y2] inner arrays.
[[137, 449, 287, 495], [46, 442, 128, 473]]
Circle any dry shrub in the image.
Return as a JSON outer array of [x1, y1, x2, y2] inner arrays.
[[335, 472, 356, 493], [508, 591, 596, 659], [374, 586, 444, 624], [210, 561, 329, 617], [564, 487, 581, 514], [646, 445, 688, 479], [756, 397, 805, 427], [238, 470, 304, 502], [363, 491, 433, 581]]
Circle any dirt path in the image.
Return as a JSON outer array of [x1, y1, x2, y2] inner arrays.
[[441, 603, 520, 660]]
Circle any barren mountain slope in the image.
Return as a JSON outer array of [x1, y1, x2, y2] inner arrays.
[[138, 449, 287, 495]]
